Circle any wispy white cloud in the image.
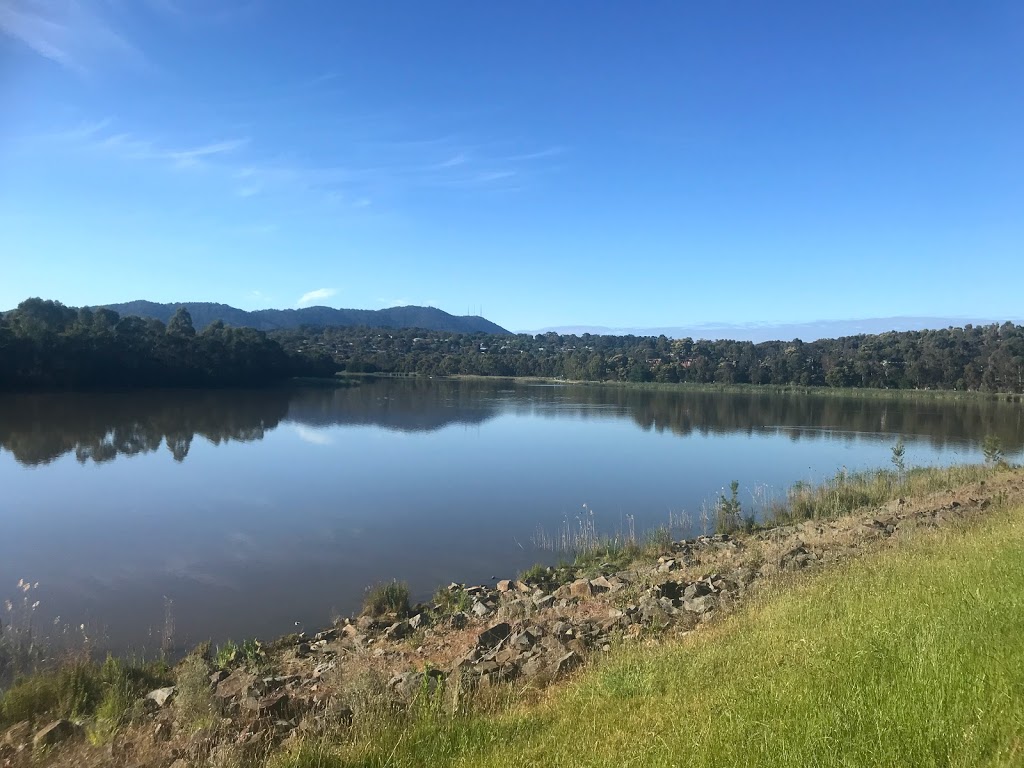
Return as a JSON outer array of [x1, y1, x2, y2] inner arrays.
[[37, 111, 562, 209], [0, 0, 145, 73], [42, 118, 114, 142], [88, 129, 249, 169], [297, 288, 337, 307], [164, 139, 249, 168]]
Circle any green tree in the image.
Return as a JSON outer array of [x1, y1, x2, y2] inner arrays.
[[167, 307, 196, 338]]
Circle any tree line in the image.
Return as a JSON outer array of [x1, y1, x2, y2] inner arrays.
[[0, 299, 335, 391], [5, 298, 1023, 394], [271, 322, 1024, 393]]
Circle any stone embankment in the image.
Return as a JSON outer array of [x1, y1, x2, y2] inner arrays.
[[4, 470, 1023, 768]]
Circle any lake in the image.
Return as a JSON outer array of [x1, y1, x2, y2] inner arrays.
[[1, 379, 1021, 653]]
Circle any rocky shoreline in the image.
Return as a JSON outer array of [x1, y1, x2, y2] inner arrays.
[[4, 468, 1023, 768]]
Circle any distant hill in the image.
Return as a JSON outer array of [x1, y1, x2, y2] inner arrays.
[[100, 301, 510, 335], [522, 316, 1020, 343]]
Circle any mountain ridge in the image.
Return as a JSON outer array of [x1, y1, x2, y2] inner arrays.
[[98, 300, 510, 335]]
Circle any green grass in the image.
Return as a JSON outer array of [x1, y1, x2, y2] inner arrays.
[[770, 463, 1000, 524], [0, 655, 171, 731], [275, 499, 1024, 767], [362, 581, 411, 618], [432, 584, 472, 614]]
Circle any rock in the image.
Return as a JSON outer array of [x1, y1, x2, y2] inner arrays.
[[512, 628, 540, 650], [409, 612, 430, 630], [682, 595, 716, 615], [314, 628, 339, 642], [569, 579, 592, 599], [262, 675, 301, 689], [551, 620, 572, 640], [215, 669, 256, 701], [245, 691, 290, 717], [655, 581, 684, 603], [780, 545, 816, 570], [533, 594, 555, 610], [146, 686, 176, 708], [390, 669, 446, 699], [476, 622, 512, 650], [33, 720, 82, 748], [494, 648, 520, 665], [209, 669, 228, 684], [2, 721, 31, 748], [498, 599, 529, 622], [683, 581, 711, 600], [472, 601, 494, 618], [496, 579, 513, 592], [356, 615, 379, 632], [589, 576, 613, 592], [384, 620, 412, 640], [553, 651, 582, 678], [657, 559, 678, 573], [637, 596, 666, 624], [520, 655, 546, 678]]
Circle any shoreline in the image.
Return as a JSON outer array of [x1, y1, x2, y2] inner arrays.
[[3, 462, 1021, 765], [355, 373, 1024, 402]]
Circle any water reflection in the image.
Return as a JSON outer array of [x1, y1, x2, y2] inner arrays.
[[0, 389, 290, 465], [1, 381, 1021, 466], [0, 379, 1021, 652]]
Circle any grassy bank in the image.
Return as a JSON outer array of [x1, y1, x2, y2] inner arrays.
[[278, 495, 1024, 766]]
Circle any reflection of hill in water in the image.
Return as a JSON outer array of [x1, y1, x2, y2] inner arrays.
[[284, 380, 499, 432], [1, 381, 1021, 466]]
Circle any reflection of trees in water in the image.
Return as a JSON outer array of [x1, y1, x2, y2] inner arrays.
[[554, 387, 1024, 453], [1, 381, 1021, 466], [285, 379, 501, 432], [0, 390, 292, 466], [287, 380, 1024, 453]]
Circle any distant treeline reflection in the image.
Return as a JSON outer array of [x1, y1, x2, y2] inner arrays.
[[0, 389, 292, 465], [0, 381, 1020, 466]]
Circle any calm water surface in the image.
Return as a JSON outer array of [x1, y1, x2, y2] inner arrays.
[[1, 380, 1021, 652]]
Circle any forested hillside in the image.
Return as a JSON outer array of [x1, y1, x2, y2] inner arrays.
[[0, 299, 335, 390], [5, 298, 1023, 393], [102, 300, 509, 335], [273, 323, 1024, 392]]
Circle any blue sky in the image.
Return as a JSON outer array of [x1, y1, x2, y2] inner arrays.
[[2, 1, 1022, 331]]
